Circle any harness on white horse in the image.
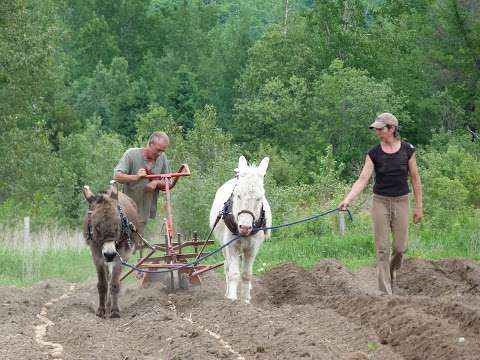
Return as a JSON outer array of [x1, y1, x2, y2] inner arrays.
[[221, 192, 266, 236], [86, 204, 134, 248]]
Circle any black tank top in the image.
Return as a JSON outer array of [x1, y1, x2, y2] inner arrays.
[[367, 141, 415, 197]]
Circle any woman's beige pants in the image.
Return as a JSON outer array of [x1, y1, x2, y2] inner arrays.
[[371, 194, 409, 294]]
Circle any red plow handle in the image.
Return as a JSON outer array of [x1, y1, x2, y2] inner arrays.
[[144, 163, 191, 191]]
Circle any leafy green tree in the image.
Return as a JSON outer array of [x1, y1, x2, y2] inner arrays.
[[235, 19, 315, 103], [233, 75, 311, 153], [428, 0, 480, 128], [234, 60, 410, 176], [169, 105, 239, 234], [167, 65, 203, 131], [373, 0, 480, 139], [134, 104, 179, 146], [0, 0, 62, 130], [419, 131, 480, 209], [311, 60, 411, 172], [71, 15, 120, 78], [57, 118, 125, 220], [69, 57, 147, 138], [0, 127, 58, 203], [61, 0, 156, 76], [0, 126, 73, 225]]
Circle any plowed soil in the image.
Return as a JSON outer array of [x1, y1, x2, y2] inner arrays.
[[2, 257, 480, 360]]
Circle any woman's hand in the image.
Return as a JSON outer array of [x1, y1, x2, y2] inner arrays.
[[339, 200, 350, 211], [338, 155, 373, 212], [413, 207, 423, 224]]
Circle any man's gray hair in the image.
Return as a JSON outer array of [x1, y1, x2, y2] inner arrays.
[[148, 131, 169, 145]]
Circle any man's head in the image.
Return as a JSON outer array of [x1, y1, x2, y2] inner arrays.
[[145, 131, 169, 159], [369, 113, 399, 139]]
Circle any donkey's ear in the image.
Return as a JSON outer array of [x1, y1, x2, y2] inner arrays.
[[238, 156, 248, 171], [109, 180, 118, 200], [82, 185, 95, 203], [258, 157, 269, 176]]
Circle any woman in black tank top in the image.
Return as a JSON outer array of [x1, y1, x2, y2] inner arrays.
[[338, 113, 423, 295]]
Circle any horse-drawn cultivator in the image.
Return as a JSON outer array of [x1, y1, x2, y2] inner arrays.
[[84, 156, 350, 318], [120, 164, 223, 290], [117, 158, 350, 298]]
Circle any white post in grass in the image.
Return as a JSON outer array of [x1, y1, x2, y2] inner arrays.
[[339, 212, 345, 236], [23, 216, 31, 280], [24, 216, 30, 244]]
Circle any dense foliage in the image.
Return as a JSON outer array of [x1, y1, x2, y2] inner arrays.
[[1, 0, 479, 232]]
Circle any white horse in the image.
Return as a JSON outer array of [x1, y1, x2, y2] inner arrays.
[[209, 156, 272, 303]]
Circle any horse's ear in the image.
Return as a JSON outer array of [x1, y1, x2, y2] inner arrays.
[[258, 157, 269, 176], [238, 156, 248, 171], [109, 180, 118, 200], [82, 185, 95, 203]]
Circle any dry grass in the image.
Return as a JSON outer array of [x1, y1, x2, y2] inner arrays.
[[0, 225, 92, 286], [0, 224, 85, 252]]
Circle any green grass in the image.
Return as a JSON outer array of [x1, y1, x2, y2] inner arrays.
[[0, 225, 95, 287], [408, 219, 480, 260], [0, 247, 94, 286], [1, 209, 479, 287], [254, 233, 376, 272]]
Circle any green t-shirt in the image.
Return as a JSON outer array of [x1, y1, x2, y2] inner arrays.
[[114, 148, 170, 222]]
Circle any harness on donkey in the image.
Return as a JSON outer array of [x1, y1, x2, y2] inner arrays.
[[86, 205, 136, 248], [220, 192, 267, 236]]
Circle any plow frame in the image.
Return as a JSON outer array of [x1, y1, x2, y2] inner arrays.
[[120, 164, 223, 289]]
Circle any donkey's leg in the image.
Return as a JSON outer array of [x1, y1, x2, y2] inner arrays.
[[95, 263, 108, 318], [105, 263, 112, 313], [224, 243, 241, 301], [109, 258, 123, 318], [221, 248, 230, 298], [240, 242, 260, 304]]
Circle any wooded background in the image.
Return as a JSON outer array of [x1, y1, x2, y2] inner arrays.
[[1, 0, 479, 234]]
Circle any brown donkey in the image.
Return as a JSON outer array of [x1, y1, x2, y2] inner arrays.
[[82, 184, 139, 318]]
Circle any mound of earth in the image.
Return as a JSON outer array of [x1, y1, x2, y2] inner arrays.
[[398, 257, 480, 297], [1, 257, 479, 360]]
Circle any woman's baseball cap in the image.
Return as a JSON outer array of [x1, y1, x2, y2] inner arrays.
[[369, 113, 398, 129]]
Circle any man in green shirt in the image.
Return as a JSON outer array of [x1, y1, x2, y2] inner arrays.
[[113, 131, 170, 238]]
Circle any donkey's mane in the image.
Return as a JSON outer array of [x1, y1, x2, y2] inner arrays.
[[94, 191, 115, 203], [92, 193, 118, 219]]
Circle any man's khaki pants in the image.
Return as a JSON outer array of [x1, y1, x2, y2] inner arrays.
[[371, 194, 409, 294]]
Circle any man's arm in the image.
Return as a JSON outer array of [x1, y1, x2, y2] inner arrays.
[[144, 179, 163, 192], [114, 169, 146, 184], [113, 149, 147, 184]]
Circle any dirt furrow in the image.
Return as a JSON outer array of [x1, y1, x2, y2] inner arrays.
[[1, 257, 479, 360]]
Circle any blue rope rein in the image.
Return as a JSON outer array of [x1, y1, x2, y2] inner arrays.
[[120, 207, 353, 274]]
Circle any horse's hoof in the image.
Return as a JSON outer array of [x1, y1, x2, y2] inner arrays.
[[96, 308, 106, 318], [110, 310, 120, 318]]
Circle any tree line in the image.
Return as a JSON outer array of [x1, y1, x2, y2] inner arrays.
[[1, 0, 479, 226]]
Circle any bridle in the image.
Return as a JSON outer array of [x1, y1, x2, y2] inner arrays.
[[221, 192, 266, 236], [86, 204, 134, 249]]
